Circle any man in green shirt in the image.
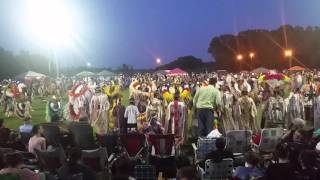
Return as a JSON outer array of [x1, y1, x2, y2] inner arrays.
[[193, 78, 222, 137]]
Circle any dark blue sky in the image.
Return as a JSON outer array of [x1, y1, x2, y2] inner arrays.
[[0, 0, 320, 68]]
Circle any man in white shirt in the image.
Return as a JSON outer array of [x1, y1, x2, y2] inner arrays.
[[124, 97, 140, 132]]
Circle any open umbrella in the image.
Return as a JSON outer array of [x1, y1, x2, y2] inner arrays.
[[75, 71, 95, 77], [97, 70, 115, 76], [288, 66, 305, 71], [258, 73, 290, 89], [251, 67, 269, 74]]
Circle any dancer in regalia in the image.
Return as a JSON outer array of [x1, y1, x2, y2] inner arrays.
[[46, 96, 62, 122], [222, 86, 237, 131], [165, 93, 187, 147], [263, 87, 286, 128], [314, 84, 320, 130], [234, 87, 258, 132], [286, 88, 305, 127], [90, 87, 110, 135]]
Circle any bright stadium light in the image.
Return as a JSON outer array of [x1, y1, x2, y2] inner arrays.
[[156, 58, 161, 64], [26, 0, 73, 47]]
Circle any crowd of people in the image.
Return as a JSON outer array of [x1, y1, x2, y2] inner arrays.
[[0, 70, 320, 179]]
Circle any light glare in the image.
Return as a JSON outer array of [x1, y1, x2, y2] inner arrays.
[[26, 0, 73, 47]]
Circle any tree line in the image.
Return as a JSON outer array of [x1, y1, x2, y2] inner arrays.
[[208, 25, 320, 71]]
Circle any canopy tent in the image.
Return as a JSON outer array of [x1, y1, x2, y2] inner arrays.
[[75, 71, 95, 77], [166, 68, 188, 76], [288, 66, 305, 71], [15, 71, 46, 80], [251, 67, 270, 74], [97, 70, 116, 77], [155, 70, 170, 75]]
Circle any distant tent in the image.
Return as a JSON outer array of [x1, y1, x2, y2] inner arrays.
[[75, 71, 95, 77], [15, 71, 46, 80], [288, 66, 305, 71], [97, 70, 115, 76], [251, 67, 270, 74], [156, 70, 170, 75], [167, 68, 188, 76]]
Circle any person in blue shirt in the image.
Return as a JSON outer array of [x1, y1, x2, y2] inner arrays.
[[233, 151, 265, 180], [19, 117, 33, 134]]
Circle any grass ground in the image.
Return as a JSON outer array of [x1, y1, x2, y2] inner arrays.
[[0, 88, 130, 130], [1, 87, 264, 134]]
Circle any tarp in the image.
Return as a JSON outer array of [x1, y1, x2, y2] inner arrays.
[[167, 68, 188, 76], [16, 71, 46, 80], [251, 67, 270, 74], [288, 66, 305, 71], [75, 71, 95, 77], [97, 70, 115, 76]]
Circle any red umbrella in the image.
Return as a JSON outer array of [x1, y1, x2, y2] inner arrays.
[[288, 66, 305, 71]]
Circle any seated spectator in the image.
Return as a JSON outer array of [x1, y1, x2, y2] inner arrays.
[[294, 150, 320, 180], [175, 154, 191, 170], [0, 152, 39, 180], [58, 147, 96, 180], [198, 137, 234, 168], [282, 118, 306, 143], [266, 143, 294, 180], [288, 128, 314, 169], [176, 166, 201, 180], [111, 155, 134, 180], [233, 151, 264, 180], [28, 125, 46, 154], [0, 118, 10, 147], [19, 117, 33, 134]]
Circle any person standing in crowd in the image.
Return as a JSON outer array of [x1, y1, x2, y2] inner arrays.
[[165, 93, 187, 146], [0, 153, 39, 180], [193, 77, 221, 137], [221, 86, 238, 131], [28, 125, 46, 154], [313, 84, 320, 130], [263, 86, 286, 128], [124, 97, 140, 132], [235, 87, 258, 132], [287, 88, 305, 126], [112, 98, 126, 134]]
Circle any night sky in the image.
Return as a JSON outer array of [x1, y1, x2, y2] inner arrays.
[[0, 0, 320, 68]]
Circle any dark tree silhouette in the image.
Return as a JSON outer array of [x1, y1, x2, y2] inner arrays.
[[208, 25, 320, 71]]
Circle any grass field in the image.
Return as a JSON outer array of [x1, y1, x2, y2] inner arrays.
[[1, 87, 265, 133], [0, 88, 130, 130]]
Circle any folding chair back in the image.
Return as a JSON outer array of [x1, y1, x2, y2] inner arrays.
[[120, 133, 146, 157], [226, 130, 252, 154], [259, 128, 284, 153], [204, 158, 233, 179], [96, 134, 119, 155], [35, 147, 66, 173], [69, 123, 96, 150], [196, 137, 217, 160], [134, 165, 156, 180], [41, 123, 61, 147], [81, 147, 108, 172], [149, 134, 174, 157]]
